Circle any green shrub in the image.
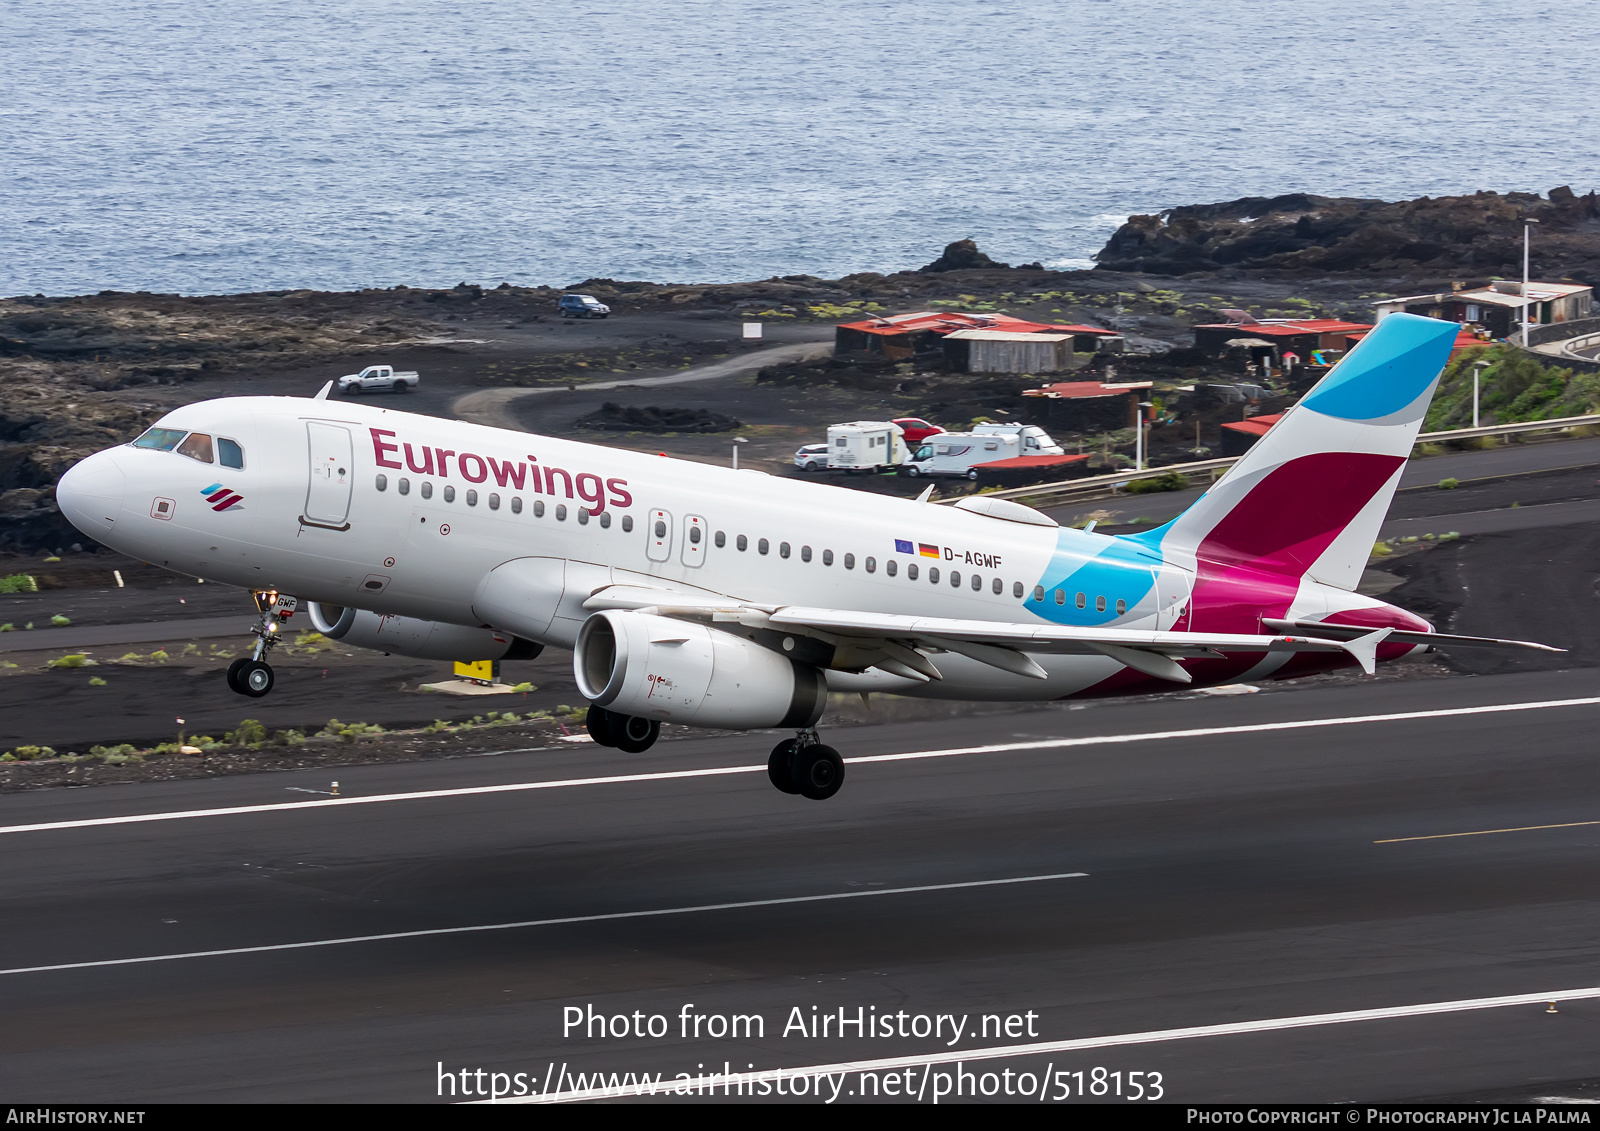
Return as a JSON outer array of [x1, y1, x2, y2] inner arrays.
[[0, 573, 39, 594], [88, 676, 107, 687], [1124, 471, 1189, 495], [11, 745, 54, 760], [48, 654, 91, 669], [1370, 542, 1392, 558], [318, 719, 384, 742], [510, 682, 534, 693], [149, 649, 169, 662], [1437, 477, 1459, 490], [50, 614, 70, 627], [234, 718, 268, 746], [0, 624, 13, 633]]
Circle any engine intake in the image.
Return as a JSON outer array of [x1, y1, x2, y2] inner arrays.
[[306, 603, 542, 662], [574, 610, 825, 729]]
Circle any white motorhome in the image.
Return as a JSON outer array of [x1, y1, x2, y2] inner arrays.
[[971, 423, 1064, 455], [826, 421, 908, 472], [905, 423, 1064, 479]]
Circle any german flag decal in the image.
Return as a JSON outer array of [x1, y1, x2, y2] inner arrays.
[[918, 543, 941, 559], [200, 483, 244, 512]]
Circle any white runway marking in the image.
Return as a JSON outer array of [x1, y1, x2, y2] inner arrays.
[[3, 694, 1599, 838], [498, 985, 1600, 1104], [0, 872, 1087, 977]]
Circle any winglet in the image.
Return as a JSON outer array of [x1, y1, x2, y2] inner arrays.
[[915, 484, 936, 504], [314, 380, 333, 400], [1338, 627, 1394, 676]]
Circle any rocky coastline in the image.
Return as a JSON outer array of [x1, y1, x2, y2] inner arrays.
[[2, 187, 1594, 556]]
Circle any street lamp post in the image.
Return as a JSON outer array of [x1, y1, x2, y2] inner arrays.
[[1135, 401, 1153, 471], [1472, 360, 1489, 429], [1522, 218, 1540, 348], [731, 436, 748, 470]]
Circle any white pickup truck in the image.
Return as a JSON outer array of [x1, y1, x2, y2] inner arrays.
[[338, 365, 420, 394]]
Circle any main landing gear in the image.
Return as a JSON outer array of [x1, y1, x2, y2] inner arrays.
[[227, 590, 297, 698], [585, 705, 661, 753], [768, 729, 844, 801]]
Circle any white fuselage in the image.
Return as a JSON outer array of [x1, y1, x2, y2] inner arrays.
[[57, 395, 1389, 701]]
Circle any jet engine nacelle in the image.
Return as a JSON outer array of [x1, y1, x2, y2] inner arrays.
[[574, 610, 825, 729], [306, 603, 543, 662]]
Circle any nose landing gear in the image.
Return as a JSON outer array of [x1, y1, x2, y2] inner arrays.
[[768, 729, 844, 800], [227, 590, 297, 698]]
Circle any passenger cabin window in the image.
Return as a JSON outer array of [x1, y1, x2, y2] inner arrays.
[[534, 500, 545, 517], [737, 535, 748, 551], [621, 514, 632, 532], [176, 433, 214, 463], [399, 478, 411, 495], [1116, 599, 1127, 614], [714, 531, 726, 548], [466, 489, 478, 507], [600, 512, 612, 528], [421, 482, 433, 499], [131, 427, 186, 451], [218, 438, 244, 469], [885, 559, 895, 576], [780, 542, 791, 559], [375, 475, 388, 491], [759, 538, 769, 555], [489, 493, 500, 510], [929, 567, 940, 584], [510, 496, 521, 513], [800, 545, 812, 562], [443, 486, 456, 503], [907, 563, 918, 580]]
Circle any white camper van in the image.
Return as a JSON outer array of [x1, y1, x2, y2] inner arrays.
[[826, 421, 909, 472], [904, 423, 1064, 479]]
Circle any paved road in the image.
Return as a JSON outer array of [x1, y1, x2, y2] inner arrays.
[[6, 669, 1600, 1103], [452, 339, 833, 430], [0, 615, 252, 654]]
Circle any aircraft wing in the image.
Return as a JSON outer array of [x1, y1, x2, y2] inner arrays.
[[583, 585, 1396, 684]]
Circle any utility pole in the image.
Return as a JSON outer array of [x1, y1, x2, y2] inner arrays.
[[1136, 401, 1153, 470], [1472, 360, 1489, 428], [732, 436, 747, 470], [1523, 218, 1540, 348]]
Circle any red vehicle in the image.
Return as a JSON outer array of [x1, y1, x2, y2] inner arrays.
[[891, 418, 945, 445]]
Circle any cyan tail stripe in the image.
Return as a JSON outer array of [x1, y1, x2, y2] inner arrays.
[[1300, 314, 1458, 422]]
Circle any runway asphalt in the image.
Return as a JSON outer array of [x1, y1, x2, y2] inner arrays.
[[6, 667, 1600, 1103]]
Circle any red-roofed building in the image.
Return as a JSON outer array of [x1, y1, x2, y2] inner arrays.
[[835, 311, 1122, 361], [1021, 379, 1154, 432], [1192, 313, 1373, 358], [1219, 413, 1283, 456]]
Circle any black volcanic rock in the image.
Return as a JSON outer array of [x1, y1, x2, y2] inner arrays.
[[920, 239, 1009, 273], [1095, 188, 1600, 279], [576, 402, 742, 433]]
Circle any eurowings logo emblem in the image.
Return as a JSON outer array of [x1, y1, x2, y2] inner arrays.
[[200, 483, 244, 511]]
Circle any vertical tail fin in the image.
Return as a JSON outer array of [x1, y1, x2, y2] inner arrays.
[[1133, 313, 1458, 591]]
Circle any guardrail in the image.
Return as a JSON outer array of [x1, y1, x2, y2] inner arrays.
[[955, 413, 1600, 509]]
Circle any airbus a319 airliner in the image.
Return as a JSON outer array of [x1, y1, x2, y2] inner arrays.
[[55, 313, 1555, 800]]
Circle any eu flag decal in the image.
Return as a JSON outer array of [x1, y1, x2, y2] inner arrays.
[[894, 539, 913, 554]]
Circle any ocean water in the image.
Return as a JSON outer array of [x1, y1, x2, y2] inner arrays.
[[3, 0, 1596, 297]]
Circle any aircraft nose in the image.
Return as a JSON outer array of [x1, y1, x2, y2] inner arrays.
[[56, 450, 125, 540]]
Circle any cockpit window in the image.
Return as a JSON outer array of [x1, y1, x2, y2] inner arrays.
[[131, 427, 186, 451], [176, 432, 214, 463], [218, 438, 244, 469]]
